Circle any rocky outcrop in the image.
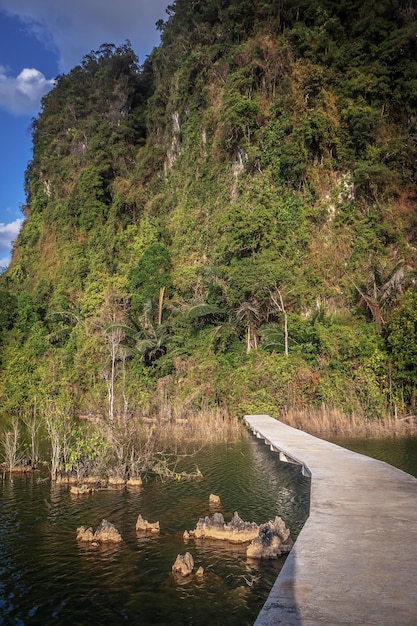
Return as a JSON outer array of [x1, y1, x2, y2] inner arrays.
[[76, 525, 95, 542], [135, 514, 160, 533], [209, 493, 221, 506], [76, 519, 122, 544], [246, 516, 293, 559], [186, 510, 293, 558], [172, 552, 194, 576], [70, 484, 94, 495], [56, 473, 103, 487], [189, 511, 259, 543]]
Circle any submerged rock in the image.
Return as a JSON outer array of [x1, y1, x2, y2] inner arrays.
[[70, 484, 93, 495], [135, 514, 160, 533], [76, 519, 122, 544], [246, 516, 293, 559], [172, 552, 194, 576], [190, 511, 259, 543]]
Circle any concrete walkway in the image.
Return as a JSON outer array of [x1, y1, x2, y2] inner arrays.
[[245, 415, 417, 626]]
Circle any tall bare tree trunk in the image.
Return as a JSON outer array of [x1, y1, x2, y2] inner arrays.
[[271, 287, 288, 355], [158, 286, 165, 326]]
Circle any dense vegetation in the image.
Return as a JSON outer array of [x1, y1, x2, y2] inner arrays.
[[1, 0, 417, 460]]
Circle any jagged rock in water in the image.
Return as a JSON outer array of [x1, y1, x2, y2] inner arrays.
[[191, 511, 258, 543], [76, 519, 122, 544], [135, 514, 160, 533], [246, 516, 293, 559], [209, 493, 221, 505], [172, 552, 194, 576], [195, 566, 204, 577], [76, 525, 94, 542], [94, 519, 122, 543]]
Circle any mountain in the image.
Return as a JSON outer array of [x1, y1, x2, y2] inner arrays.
[[1, 0, 417, 425]]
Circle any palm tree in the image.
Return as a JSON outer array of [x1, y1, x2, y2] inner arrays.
[[236, 299, 261, 353], [181, 301, 225, 321], [353, 259, 414, 333], [106, 289, 171, 365]]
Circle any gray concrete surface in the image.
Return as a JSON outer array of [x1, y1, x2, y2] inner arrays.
[[245, 415, 417, 626]]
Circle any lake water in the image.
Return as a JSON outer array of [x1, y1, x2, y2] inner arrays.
[[0, 430, 310, 626], [329, 434, 417, 479], [2, 426, 416, 626]]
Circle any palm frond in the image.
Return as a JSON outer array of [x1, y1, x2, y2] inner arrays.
[[184, 301, 224, 320]]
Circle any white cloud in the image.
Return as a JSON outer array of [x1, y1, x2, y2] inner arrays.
[[0, 218, 23, 266], [0, 65, 55, 115], [0, 0, 168, 73]]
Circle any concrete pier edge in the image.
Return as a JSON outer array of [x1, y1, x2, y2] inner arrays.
[[244, 414, 417, 626]]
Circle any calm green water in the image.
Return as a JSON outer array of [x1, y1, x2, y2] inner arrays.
[[0, 431, 310, 626], [329, 435, 417, 478]]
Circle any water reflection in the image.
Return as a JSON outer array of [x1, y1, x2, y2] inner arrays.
[[0, 431, 310, 625], [329, 435, 417, 478]]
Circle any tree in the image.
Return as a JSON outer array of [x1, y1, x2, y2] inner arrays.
[[236, 299, 261, 353], [353, 259, 414, 333], [43, 402, 72, 480], [22, 400, 43, 464], [99, 287, 129, 424], [270, 287, 289, 355], [108, 289, 171, 366], [387, 289, 417, 407], [0, 417, 24, 470]]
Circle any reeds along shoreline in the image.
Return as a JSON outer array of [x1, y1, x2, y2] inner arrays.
[[141, 405, 417, 443], [144, 407, 243, 447], [281, 406, 417, 438]]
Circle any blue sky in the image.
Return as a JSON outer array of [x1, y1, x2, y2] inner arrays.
[[0, 0, 169, 269]]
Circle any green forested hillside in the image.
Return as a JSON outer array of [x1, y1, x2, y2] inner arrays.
[[1, 0, 417, 428]]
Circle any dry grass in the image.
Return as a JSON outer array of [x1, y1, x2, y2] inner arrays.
[[144, 407, 242, 447], [282, 405, 417, 439]]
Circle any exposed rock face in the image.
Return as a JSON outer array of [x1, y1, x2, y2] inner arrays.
[[135, 514, 160, 533], [246, 516, 293, 559], [76, 519, 122, 544], [191, 511, 258, 543], [172, 552, 194, 576]]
